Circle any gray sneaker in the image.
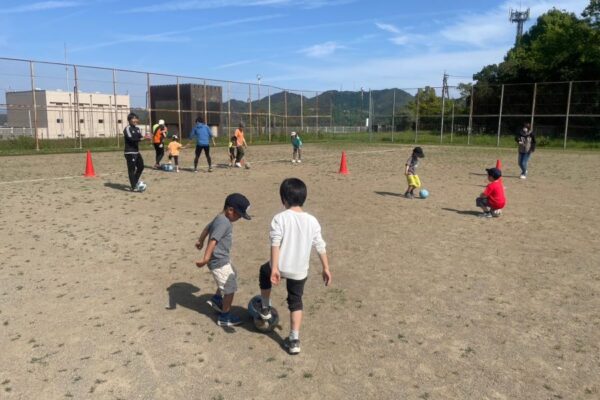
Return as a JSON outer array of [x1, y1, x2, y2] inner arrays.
[[479, 212, 492, 218], [259, 303, 272, 320], [284, 338, 301, 355]]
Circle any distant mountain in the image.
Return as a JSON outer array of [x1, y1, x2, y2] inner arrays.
[[227, 88, 413, 126]]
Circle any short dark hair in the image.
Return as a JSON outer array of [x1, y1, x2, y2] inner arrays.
[[127, 112, 139, 121], [280, 178, 307, 207], [231, 135, 237, 142], [196, 116, 204, 124]]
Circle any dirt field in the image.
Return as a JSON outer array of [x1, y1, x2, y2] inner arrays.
[[1, 143, 599, 400]]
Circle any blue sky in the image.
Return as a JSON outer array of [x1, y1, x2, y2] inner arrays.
[[0, 0, 591, 91]]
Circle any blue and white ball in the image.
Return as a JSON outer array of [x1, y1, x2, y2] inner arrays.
[[419, 189, 429, 199], [248, 295, 279, 332]]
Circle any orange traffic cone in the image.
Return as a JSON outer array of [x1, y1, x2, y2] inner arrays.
[[338, 151, 349, 175], [84, 150, 96, 177], [496, 159, 502, 170]]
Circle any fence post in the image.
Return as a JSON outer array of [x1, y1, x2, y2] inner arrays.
[[450, 102, 455, 144], [112, 69, 120, 147], [176, 76, 182, 138], [74, 65, 82, 149], [468, 85, 474, 145], [227, 82, 231, 137], [268, 86, 271, 142], [300, 91, 304, 133], [284, 90, 288, 133], [29, 61, 39, 151], [203, 80, 208, 124], [147, 73, 152, 138], [440, 87, 445, 144], [316, 91, 319, 138], [248, 84, 252, 143], [530, 82, 537, 129], [415, 88, 420, 143], [391, 89, 396, 143], [564, 81, 573, 150], [497, 84, 505, 147]]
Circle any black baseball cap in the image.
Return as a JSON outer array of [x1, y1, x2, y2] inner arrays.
[[225, 193, 251, 220], [486, 167, 502, 180]]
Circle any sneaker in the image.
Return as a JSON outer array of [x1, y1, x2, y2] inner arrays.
[[193, 168, 198, 173], [284, 338, 301, 355], [206, 295, 223, 313], [479, 212, 492, 218], [292, 159, 296, 163], [235, 163, 242, 168], [297, 160, 301, 163], [135, 181, 147, 192], [258, 301, 272, 320], [405, 192, 413, 199], [208, 167, 214, 172], [217, 313, 242, 327], [491, 209, 502, 218], [520, 174, 527, 179]]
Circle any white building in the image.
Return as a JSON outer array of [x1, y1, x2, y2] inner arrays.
[[5, 90, 131, 139]]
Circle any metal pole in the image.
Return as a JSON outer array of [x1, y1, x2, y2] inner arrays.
[[530, 82, 537, 129], [147, 73, 152, 138], [391, 89, 396, 143], [257, 80, 260, 137], [29, 61, 39, 151], [89, 94, 94, 138], [112, 69, 119, 147], [415, 89, 420, 143], [176, 76, 182, 138], [450, 102, 455, 143], [564, 81, 573, 150], [316, 91, 319, 137], [268, 87, 271, 142], [468, 85, 474, 145], [440, 88, 445, 144], [300, 91, 303, 133], [203, 80, 208, 123], [74, 65, 82, 149], [284, 90, 288, 133], [368, 89, 372, 142], [497, 84, 505, 147], [248, 84, 252, 143], [227, 82, 231, 137]]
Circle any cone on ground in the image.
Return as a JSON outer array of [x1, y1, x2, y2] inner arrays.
[[338, 151, 349, 175], [84, 150, 96, 177], [496, 159, 502, 170]]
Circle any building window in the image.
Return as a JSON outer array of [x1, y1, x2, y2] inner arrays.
[[80, 119, 85, 124], [56, 118, 64, 123], [98, 119, 104, 124], [117, 119, 122, 123]]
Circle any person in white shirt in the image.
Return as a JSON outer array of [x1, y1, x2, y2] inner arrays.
[[258, 178, 331, 355]]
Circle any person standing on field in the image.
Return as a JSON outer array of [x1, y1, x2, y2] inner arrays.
[[516, 122, 536, 179], [234, 122, 248, 168], [123, 112, 147, 192]]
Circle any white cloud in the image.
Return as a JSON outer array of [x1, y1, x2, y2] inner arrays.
[[0, 1, 80, 13], [299, 41, 344, 58], [375, 22, 401, 34], [214, 59, 258, 70]]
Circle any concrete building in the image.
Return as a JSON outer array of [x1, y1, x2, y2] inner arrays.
[[6, 90, 130, 139]]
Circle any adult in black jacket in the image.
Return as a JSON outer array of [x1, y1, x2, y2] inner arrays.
[[515, 122, 536, 180], [124, 113, 147, 192]]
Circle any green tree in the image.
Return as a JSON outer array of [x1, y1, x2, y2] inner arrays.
[[582, 0, 600, 28]]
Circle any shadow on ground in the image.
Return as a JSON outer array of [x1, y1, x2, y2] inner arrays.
[[374, 191, 404, 197], [104, 182, 131, 192], [166, 282, 285, 347], [441, 207, 482, 217]]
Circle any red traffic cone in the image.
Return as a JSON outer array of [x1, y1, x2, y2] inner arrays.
[[84, 150, 96, 177], [338, 151, 349, 175]]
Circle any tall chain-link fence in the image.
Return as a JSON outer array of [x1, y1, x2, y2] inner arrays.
[[0, 57, 598, 151]]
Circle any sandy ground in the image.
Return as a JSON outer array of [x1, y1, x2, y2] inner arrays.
[[0, 143, 599, 400]]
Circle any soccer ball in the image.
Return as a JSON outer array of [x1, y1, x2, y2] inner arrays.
[[161, 163, 174, 172], [419, 189, 429, 199], [244, 162, 251, 169], [247, 295, 279, 333]]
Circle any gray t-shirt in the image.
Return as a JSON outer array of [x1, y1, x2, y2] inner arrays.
[[406, 155, 419, 175], [207, 214, 232, 270]]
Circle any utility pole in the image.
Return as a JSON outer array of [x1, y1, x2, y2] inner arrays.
[[510, 8, 530, 45], [440, 72, 449, 143]]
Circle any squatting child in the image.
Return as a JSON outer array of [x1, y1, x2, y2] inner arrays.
[[291, 132, 303, 163], [476, 167, 506, 218], [195, 193, 251, 326], [257, 178, 331, 355], [404, 146, 425, 199]]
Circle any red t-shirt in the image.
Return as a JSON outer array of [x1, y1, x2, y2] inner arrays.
[[483, 179, 506, 209]]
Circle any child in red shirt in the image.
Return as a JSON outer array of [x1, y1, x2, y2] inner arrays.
[[476, 167, 506, 218]]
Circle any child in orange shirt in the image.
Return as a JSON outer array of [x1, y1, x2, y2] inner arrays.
[[167, 135, 185, 172]]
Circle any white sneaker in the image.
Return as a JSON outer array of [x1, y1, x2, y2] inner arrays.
[[291, 159, 296, 163], [235, 163, 242, 168], [520, 174, 527, 179], [297, 160, 302, 163]]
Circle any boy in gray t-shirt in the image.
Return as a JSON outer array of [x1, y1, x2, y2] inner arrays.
[[196, 193, 251, 327]]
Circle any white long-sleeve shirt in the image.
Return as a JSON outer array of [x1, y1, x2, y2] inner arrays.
[[270, 209, 327, 280]]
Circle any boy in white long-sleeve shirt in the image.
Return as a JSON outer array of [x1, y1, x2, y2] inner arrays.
[[258, 178, 331, 355]]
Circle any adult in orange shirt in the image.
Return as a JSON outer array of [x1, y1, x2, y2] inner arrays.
[[234, 122, 248, 168], [153, 124, 167, 168]]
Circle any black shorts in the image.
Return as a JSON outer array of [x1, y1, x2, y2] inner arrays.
[[259, 262, 307, 312], [476, 197, 489, 208]]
